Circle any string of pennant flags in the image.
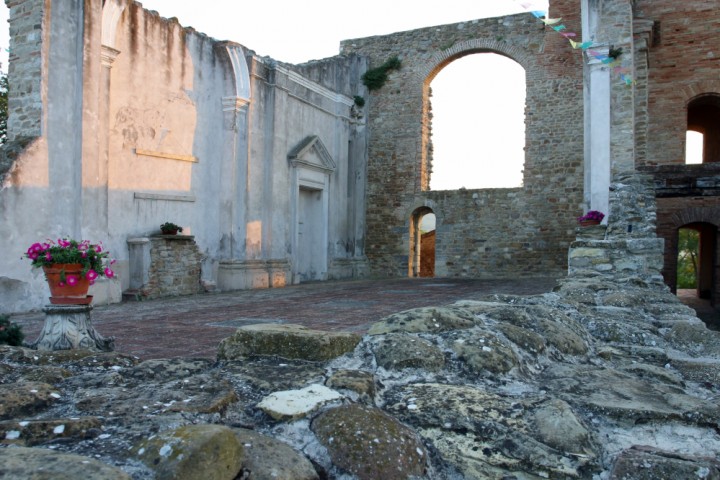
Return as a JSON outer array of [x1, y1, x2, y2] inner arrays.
[[517, 2, 633, 85]]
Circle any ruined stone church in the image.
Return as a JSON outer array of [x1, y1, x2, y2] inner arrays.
[[1, 0, 718, 313]]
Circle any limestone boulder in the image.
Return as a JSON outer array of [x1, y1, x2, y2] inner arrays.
[[372, 333, 445, 371], [368, 306, 477, 335], [472, 303, 590, 355], [0, 382, 59, 420], [221, 356, 327, 393], [134, 424, 244, 480], [447, 328, 520, 376], [580, 306, 665, 347], [70, 371, 238, 416], [531, 399, 594, 454], [257, 384, 343, 421], [609, 445, 720, 479], [496, 322, 546, 354], [665, 323, 720, 357], [312, 404, 427, 480], [384, 383, 598, 478], [325, 369, 376, 402], [0, 446, 132, 479], [0, 417, 101, 446], [540, 364, 720, 424], [217, 324, 361, 361], [234, 428, 319, 480]]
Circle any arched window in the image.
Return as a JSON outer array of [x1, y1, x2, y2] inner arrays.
[[686, 95, 720, 164], [429, 53, 525, 190]]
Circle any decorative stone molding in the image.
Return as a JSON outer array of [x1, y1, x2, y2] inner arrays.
[[28, 305, 114, 352], [133, 192, 196, 202], [101, 0, 129, 49], [222, 96, 250, 112], [220, 43, 252, 103], [100, 45, 121, 68], [288, 136, 337, 174]]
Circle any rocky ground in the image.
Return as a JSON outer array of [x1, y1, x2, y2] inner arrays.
[[1, 276, 720, 479]]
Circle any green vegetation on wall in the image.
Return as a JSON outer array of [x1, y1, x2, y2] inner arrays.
[[361, 57, 401, 91]]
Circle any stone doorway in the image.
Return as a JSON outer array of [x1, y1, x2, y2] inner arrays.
[[409, 208, 436, 278]]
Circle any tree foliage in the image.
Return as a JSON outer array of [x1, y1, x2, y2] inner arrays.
[[677, 228, 699, 289]]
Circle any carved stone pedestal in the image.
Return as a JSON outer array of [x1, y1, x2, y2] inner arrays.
[[28, 305, 115, 352]]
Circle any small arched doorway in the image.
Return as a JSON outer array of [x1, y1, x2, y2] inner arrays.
[[409, 208, 436, 278], [676, 222, 717, 304]]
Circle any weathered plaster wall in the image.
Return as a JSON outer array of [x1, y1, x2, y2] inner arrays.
[[0, 0, 368, 313], [341, 3, 586, 279]]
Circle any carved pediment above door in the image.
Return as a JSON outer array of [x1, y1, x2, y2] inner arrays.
[[288, 135, 336, 174]]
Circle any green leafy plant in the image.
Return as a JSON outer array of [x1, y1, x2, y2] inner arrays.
[[0, 315, 24, 346], [160, 222, 183, 234], [24, 238, 115, 283], [677, 228, 699, 289], [353, 95, 365, 108], [361, 56, 401, 91]]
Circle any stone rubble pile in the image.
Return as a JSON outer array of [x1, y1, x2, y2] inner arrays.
[[1, 276, 720, 479]]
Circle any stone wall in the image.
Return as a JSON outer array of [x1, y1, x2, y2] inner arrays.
[[568, 174, 665, 285], [127, 235, 203, 299], [341, 4, 585, 279], [4, 0, 45, 142]]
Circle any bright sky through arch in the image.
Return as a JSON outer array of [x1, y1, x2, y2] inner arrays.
[[429, 53, 526, 191]]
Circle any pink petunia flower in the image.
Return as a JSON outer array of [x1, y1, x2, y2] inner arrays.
[[104, 268, 114, 279], [66, 275, 79, 286], [58, 281, 66, 287], [86, 269, 98, 281], [45, 252, 52, 261]]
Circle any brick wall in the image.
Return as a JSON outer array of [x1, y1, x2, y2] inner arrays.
[[632, 0, 720, 302], [341, 2, 585, 279], [635, 0, 720, 167]]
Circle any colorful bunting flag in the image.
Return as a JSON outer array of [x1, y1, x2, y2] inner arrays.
[[518, 3, 633, 85]]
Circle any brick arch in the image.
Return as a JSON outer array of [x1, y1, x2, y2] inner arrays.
[[416, 39, 533, 84], [669, 206, 720, 229], [681, 80, 720, 105]]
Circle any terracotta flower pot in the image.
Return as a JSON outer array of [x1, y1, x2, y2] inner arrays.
[[42, 264, 92, 305], [579, 220, 601, 227]]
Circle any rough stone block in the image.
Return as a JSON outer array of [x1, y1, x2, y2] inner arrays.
[[217, 324, 362, 361]]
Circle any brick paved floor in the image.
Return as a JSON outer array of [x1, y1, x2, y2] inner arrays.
[[11, 277, 559, 360], [11, 277, 718, 360]]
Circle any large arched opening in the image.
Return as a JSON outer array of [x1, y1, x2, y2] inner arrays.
[[426, 52, 526, 191]]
